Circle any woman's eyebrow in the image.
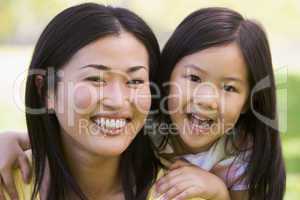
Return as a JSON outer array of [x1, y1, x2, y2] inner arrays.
[[80, 64, 148, 73], [80, 64, 110, 71], [127, 66, 148, 73]]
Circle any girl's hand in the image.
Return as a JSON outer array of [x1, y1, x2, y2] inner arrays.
[[0, 131, 31, 200], [155, 160, 230, 200]]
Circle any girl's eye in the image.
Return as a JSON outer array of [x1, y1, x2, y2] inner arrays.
[[127, 79, 144, 85], [224, 85, 237, 92], [185, 74, 202, 82]]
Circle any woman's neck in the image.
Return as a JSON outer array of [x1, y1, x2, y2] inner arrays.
[[61, 133, 123, 199]]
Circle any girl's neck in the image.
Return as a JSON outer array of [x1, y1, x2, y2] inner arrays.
[[173, 135, 215, 155], [61, 133, 123, 199]]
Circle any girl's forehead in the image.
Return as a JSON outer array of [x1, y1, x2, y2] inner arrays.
[[174, 43, 248, 79]]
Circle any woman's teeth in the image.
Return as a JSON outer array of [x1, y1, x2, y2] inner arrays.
[[93, 118, 127, 129]]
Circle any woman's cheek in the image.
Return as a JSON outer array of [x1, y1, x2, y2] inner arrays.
[[73, 83, 97, 113], [132, 87, 152, 115]]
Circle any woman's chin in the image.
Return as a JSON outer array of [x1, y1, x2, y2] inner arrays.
[[86, 137, 133, 157]]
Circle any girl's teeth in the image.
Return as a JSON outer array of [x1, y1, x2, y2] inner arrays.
[[192, 114, 202, 120], [192, 121, 210, 129], [190, 114, 212, 128]]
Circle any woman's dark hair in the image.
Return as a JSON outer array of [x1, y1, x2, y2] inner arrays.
[[25, 3, 160, 200], [157, 7, 286, 200]]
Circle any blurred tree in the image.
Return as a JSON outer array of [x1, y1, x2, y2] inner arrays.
[[0, 0, 299, 45]]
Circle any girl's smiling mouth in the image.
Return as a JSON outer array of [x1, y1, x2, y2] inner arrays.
[[186, 113, 216, 135]]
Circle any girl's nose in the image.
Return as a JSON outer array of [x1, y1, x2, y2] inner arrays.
[[193, 82, 219, 110]]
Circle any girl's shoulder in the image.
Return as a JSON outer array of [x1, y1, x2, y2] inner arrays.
[[183, 136, 252, 190]]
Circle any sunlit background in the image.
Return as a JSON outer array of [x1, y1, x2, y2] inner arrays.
[[0, 0, 299, 199]]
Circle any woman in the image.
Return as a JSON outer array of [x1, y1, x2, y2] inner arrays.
[[1, 3, 161, 200]]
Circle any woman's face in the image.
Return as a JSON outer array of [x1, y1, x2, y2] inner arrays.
[[167, 43, 250, 152], [53, 31, 151, 156]]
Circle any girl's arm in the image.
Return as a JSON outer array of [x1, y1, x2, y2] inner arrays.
[[154, 160, 230, 200], [0, 131, 31, 200]]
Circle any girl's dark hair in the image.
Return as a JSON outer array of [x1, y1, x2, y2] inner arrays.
[[158, 7, 286, 200], [25, 3, 160, 200]]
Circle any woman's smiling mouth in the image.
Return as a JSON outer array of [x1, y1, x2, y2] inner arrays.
[[90, 115, 132, 136]]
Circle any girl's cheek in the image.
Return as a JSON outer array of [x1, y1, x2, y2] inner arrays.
[[167, 86, 182, 114], [223, 96, 243, 127]]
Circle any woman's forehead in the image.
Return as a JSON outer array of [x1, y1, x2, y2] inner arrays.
[[62, 32, 149, 73]]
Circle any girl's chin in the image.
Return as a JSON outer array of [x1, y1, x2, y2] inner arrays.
[[179, 133, 216, 153], [181, 124, 211, 137]]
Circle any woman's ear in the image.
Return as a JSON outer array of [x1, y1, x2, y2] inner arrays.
[[241, 100, 250, 114], [34, 75, 44, 96], [47, 90, 55, 112], [34, 75, 55, 112]]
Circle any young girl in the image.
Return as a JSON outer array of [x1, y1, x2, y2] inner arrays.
[[0, 3, 230, 200], [149, 7, 286, 200]]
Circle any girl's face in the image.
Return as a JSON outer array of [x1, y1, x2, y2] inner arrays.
[[167, 43, 250, 152], [53, 32, 151, 156]]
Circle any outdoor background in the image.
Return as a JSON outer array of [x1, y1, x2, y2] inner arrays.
[[0, 0, 299, 199]]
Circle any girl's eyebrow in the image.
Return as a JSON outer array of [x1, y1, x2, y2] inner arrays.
[[184, 64, 208, 74], [184, 64, 244, 83], [80, 64, 148, 73], [222, 77, 244, 83]]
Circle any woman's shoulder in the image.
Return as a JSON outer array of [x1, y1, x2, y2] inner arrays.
[[4, 150, 38, 200]]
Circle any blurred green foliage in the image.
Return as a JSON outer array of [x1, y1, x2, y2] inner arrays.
[[1, 0, 300, 44], [279, 75, 300, 199]]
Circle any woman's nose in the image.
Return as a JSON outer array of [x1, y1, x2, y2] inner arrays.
[[101, 81, 129, 110]]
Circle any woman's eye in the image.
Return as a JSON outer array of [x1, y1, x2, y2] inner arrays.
[[85, 77, 105, 83], [185, 74, 201, 82], [224, 85, 237, 92], [127, 79, 144, 85]]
